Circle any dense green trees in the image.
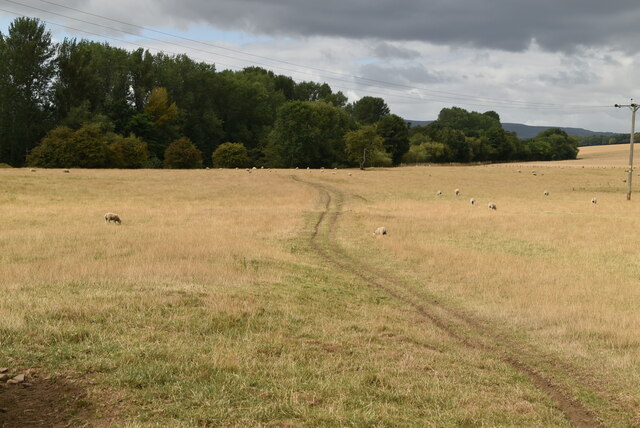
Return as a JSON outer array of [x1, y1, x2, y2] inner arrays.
[[0, 18, 56, 166], [408, 108, 574, 163], [1, 18, 584, 169], [27, 123, 148, 168], [525, 128, 578, 161], [265, 101, 352, 168]]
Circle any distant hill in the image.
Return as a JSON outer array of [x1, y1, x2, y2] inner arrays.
[[406, 120, 617, 140]]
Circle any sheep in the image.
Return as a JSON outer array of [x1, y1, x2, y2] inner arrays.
[[63, 169, 70, 173], [31, 169, 36, 172], [436, 190, 442, 196], [104, 212, 122, 224], [348, 173, 352, 176], [544, 190, 549, 196], [373, 226, 387, 236], [591, 197, 597, 204], [488, 203, 497, 210], [470, 198, 476, 205], [454, 188, 460, 196]]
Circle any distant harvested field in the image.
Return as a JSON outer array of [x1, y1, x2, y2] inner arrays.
[[524, 144, 631, 168], [1, 148, 639, 427]]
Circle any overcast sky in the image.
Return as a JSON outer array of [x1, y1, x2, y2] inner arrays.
[[1, 0, 639, 132]]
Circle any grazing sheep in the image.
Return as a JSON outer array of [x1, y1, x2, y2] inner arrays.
[[591, 198, 597, 204], [348, 173, 352, 176], [436, 190, 442, 196], [373, 226, 387, 236], [488, 203, 497, 210], [517, 170, 521, 173], [470, 198, 476, 205], [454, 188, 460, 196], [31, 169, 36, 172], [544, 191, 549, 196], [104, 212, 121, 224], [63, 169, 70, 173]]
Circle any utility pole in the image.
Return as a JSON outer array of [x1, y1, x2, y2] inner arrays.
[[615, 101, 639, 200]]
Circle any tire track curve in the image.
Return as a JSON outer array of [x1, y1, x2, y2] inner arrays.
[[294, 175, 604, 428]]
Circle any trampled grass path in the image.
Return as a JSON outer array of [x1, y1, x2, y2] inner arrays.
[[293, 175, 608, 428]]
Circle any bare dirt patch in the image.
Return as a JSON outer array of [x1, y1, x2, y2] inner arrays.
[[0, 371, 95, 428]]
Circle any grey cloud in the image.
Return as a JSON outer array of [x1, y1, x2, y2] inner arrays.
[[538, 70, 598, 86], [359, 63, 447, 86], [372, 42, 421, 59], [145, 0, 640, 52]]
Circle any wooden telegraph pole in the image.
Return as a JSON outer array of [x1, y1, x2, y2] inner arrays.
[[615, 101, 639, 200]]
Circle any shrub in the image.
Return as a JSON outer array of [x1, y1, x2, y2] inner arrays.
[[163, 137, 203, 169], [212, 142, 250, 168]]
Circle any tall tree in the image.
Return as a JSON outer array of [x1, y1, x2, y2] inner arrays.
[[350, 96, 390, 125], [344, 125, 391, 168], [0, 17, 56, 166], [265, 100, 352, 168], [377, 114, 410, 165]]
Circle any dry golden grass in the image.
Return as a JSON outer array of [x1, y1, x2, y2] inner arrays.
[[1, 150, 639, 426]]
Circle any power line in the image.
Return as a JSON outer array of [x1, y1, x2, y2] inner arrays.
[[0, 0, 613, 112]]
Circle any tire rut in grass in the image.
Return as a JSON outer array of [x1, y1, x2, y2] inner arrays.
[[293, 175, 604, 428]]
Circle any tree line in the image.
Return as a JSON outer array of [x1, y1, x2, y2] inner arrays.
[[0, 18, 578, 169], [576, 134, 633, 147]]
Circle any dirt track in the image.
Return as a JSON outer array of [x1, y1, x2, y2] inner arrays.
[[294, 175, 606, 428]]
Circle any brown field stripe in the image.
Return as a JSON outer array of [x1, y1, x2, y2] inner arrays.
[[292, 175, 604, 428]]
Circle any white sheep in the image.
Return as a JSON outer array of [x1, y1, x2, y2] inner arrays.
[[544, 191, 549, 196], [591, 197, 597, 204], [455, 188, 460, 196], [436, 190, 442, 196], [373, 226, 387, 236], [470, 198, 476, 205], [488, 203, 497, 210], [104, 212, 122, 224]]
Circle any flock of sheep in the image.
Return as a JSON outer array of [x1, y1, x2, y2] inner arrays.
[[373, 168, 600, 237]]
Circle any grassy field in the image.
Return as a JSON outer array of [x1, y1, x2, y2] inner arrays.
[[1, 144, 639, 427]]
